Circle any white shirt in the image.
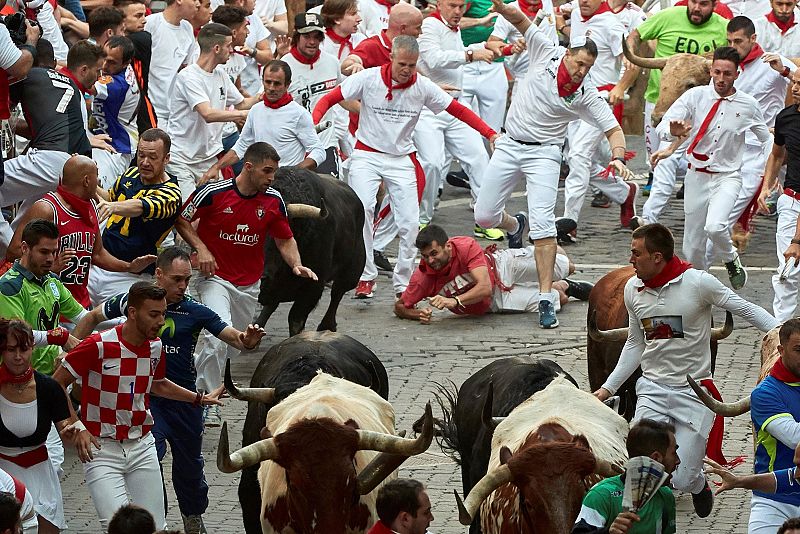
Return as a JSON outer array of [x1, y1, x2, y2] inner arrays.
[[145, 13, 196, 123], [726, 0, 771, 17], [339, 67, 453, 155], [240, 13, 271, 95], [418, 16, 469, 96], [283, 50, 343, 148], [167, 64, 244, 167], [252, 0, 286, 36], [504, 24, 619, 144], [569, 8, 626, 88], [359, 0, 390, 36], [755, 15, 800, 57], [602, 269, 779, 393], [232, 100, 326, 166], [492, 2, 558, 80], [658, 85, 770, 171], [320, 28, 367, 61], [0, 26, 21, 69], [37, 2, 69, 62], [736, 52, 793, 145], [613, 1, 646, 33]]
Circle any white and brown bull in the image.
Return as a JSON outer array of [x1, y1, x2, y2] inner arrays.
[[454, 377, 628, 533], [217, 372, 434, 534]]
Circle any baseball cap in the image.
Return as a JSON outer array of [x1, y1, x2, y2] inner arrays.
[[294, 12, 324, 34]]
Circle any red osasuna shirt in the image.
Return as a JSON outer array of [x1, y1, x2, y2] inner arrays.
[[180, 178, 293, 287], [401, 236, 497, 315]]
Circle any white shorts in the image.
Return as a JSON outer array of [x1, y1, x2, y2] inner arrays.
[[490, 247, 570, 312], [93, 150, 133, 190]]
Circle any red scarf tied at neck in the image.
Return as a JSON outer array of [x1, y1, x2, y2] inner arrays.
[[325, 28, 353, 58], [57, 185, 97, 228], [59, 67, 93, 96], [771, 357, 800, 383], [380, 63, 416, 100], [556, 59, 581, 97], [767, 11, 797, 35], [519, 0, 542, 18], [739, 42, 765, 69], [263, 92, 294, 109], [581, 0, 612, 21], [639, 255, 693, 290], [429, 9, 458, 31], [0, 364, 32, 386], [289, 46, 321, 69]]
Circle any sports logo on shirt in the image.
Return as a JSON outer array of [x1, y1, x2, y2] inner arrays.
[[642, 315, 684, 340], [256, 206, 264, 219]]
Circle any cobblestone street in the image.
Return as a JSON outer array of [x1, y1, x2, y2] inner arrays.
[[61, 137, 781, 532]]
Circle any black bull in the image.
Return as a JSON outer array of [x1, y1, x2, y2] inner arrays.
[[256, 167, 366, 336], [587, 266, 731, 419], [228, 331, 389, 534], [435, 357, 578, 534]]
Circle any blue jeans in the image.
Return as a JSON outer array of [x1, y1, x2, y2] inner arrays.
[[62, 0, 86, 21]]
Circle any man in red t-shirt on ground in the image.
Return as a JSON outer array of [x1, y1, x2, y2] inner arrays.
[[175, 142, 317, 426], [395, 225, 594, 324]]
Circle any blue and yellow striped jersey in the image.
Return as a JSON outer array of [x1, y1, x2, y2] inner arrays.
[[102, 166, 182, 273]]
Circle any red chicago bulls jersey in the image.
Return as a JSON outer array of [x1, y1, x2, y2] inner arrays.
[[40, 192, 98, 308], [179, 178, 293, 287]]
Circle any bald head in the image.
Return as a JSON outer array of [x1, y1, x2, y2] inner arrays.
[[387, 2, 423, 37], [61, 155, 100, 200]]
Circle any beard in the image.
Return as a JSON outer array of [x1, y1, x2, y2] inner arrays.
[[686, 8, 713, 25]]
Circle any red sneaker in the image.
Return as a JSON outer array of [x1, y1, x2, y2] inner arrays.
[[354, 279, 375, 299], [620, 182, 639, 228]]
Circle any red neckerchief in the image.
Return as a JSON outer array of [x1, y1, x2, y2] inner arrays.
[[556, 58, 580, 97], [771, 357, 800, 383], [767, 11, 797, 34], [429, 9, 458, 31], [57, 185, 97, 228], [739, 42, 764, 69], [0, 365, 33, 386], [59, 67, 93, 96], [373, 0, 394, 12], [378, 29, 392, 51], [582, 1, 612, 21], [638, 255, 692, 291], [289, 46, 321, 68], [193, 26, 200, 37], [366, 521, 394, 534], [325, 28, 353, 58], [263, 92, 293, 109], [380, 63, 416, 100], [519, 0, 542, 18]]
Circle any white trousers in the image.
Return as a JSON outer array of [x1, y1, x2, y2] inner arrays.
[[461, 62, 509, 133], [748, 495, 800, 534], [414, 108, 488, 224], [166, 159, 215, 203], [475, 137, 561, 241], [772, 193, 800, 322], [348, 149, 419, 293], [563, 119, 630, 223], [641, 140, 688, 225], [88, 267, 152, 308], [728, 143, 768, 227], [644, 100, 658, 170], [0, 149, 70, 258], [633, 376, 715, 494], [490, 248, 570, 312], [194, 275, 259, 393], [682, 168, 742, 269], [372, 201, 398, 253], [83, 433, 166, 532], [93, 150, 133, 190]]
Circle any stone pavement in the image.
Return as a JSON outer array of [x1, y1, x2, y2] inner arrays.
[[60, 137, 781, 532]]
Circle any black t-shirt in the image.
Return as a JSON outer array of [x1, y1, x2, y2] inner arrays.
[[775, 104, 800, 192], [9, 67, 91, 156], [0, 371, 71, 447]]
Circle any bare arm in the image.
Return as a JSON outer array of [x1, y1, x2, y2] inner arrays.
[[460, 12, 499, 29], [175, 217, 217, 277], [7, 200, 55, 261], [758, 142, 786, 212], [72, 306, 106, 340], [341, 54, 364, 75], [274, 237, 318, 280], [151, 379, 222, 404], [489, 0, 531, 37], [194, 102, 248, 126], [427, 266, 492, 311], [216, 324, 266, 351], [394, 299, 433, 324]]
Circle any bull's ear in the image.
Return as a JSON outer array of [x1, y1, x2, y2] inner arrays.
[[260, 426, 273, 440], [344, 419, 361, 430], [573, 434, 591, 450], [499, 446, 513, 465]]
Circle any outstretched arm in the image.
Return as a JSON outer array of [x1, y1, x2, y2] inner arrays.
[[313, 87, 345, 124], [445, 100, 497, 140], [490, 0, 531, 36]]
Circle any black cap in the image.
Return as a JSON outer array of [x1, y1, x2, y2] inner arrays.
[[294, 12, 324, 34]]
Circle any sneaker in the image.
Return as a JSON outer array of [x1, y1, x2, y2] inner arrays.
[[725, 255, 748, 290], [354, 279, 375, 299], [474, 225, 505, 241], [419, 223, 428, 231], [563, 279, 594, 301], [538, 299, 559, 329], [620, 182, 639, 228], [446, 170, 470, 189], [556, 217, 578, 246], [591, 192, 611, 208], [182, 514, 208, 534], [676, 184, 685, 200], [373, 250, 393, 272], [203, 405, 221, 428], [642, 171, 653, 197], [628, 216, 645, 230], [507, 212, 528, 249], [692, 482, 714, 518]]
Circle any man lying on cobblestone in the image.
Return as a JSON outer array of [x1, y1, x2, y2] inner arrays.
[[394, 225, 593, 324]]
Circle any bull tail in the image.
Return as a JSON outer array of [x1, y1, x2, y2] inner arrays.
[[432, 380, 462, 466]]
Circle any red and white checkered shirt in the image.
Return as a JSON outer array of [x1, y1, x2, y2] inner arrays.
[[62, 325, 166, 440]]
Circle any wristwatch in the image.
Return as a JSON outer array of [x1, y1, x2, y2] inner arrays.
[[466, 50, 474, 63]]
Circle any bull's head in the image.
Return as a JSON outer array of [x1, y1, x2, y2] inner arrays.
[[217, 404, 434, 534], [622, 37, 711, 127], [455, 424, 621, 533], [588, 310, 733, 343]]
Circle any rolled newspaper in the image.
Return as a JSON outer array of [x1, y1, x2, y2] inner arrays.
[[622, 456, 669, 513]]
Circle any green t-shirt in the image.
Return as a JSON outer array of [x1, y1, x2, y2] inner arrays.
[[461, 0, 512, 61], [0, 262, 85, 375], [637, 6, 728, 103], [575, 475, 676, 534]]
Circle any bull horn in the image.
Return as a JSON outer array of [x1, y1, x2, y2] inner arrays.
[[217, 422, 279, 473], [224, 360, 276, 404], [594, 458, 623, 477], [455, 464, 514, 525], [588, 309, 629, 343], [286, 198, 328, 219], [356, 431, 409, 495], [622, 35, 667, 70], [710, 311, 734, 341], [686, 375, 751, 416], [356, 403, 434, 455]]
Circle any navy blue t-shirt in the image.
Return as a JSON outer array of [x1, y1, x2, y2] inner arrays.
[[102, 293, 227, 390]]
